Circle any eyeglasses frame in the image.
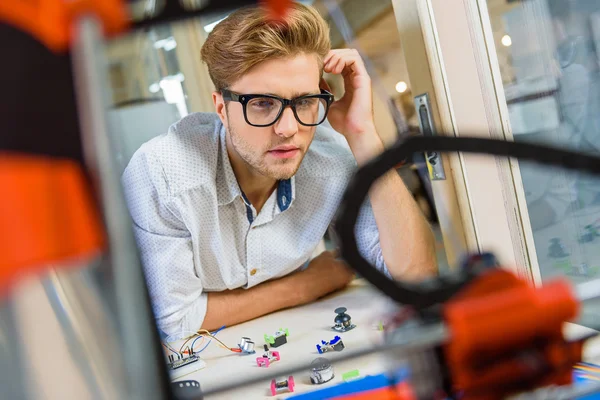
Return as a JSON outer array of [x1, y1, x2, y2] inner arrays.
[[221, 88, 335, 127]]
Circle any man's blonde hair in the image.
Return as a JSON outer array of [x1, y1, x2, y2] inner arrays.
[[200, 3, 331, 91]]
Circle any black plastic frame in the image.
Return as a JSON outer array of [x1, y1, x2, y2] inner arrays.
[[335, 134, 600, 310], [221, 89, 334, 127]]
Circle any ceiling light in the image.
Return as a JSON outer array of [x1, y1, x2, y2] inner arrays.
[[501, 35, 512, 47], [395, 81, 408, 93]]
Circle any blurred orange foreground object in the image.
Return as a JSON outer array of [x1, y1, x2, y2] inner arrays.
[[0, 154, 105, 295], [261, 0, 294, 21], [0, 0, 129, 53], [443, 269, 582, 399]]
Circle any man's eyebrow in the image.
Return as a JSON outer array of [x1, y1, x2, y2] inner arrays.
[[263, 91, 321, 98]]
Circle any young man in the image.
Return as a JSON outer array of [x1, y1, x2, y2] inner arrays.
[[122, 3, 436, 336]]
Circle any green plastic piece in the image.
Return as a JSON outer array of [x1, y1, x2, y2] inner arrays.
[[342, 369, 360, 382], [264, 334, 274, 344]]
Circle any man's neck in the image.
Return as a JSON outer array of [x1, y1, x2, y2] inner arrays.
[[226, 139, 277, 215]]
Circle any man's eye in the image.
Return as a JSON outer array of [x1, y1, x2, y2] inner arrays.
[[250, 99, 276, 109], [296, 98, 317, 108]]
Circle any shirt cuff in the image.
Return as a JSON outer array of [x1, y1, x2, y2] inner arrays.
[[161, 293, 208, 337]]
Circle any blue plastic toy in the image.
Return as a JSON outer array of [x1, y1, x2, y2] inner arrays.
[[316, 335, 345, 354]]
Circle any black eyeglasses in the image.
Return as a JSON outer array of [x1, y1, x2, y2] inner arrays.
[[221, 89, 334, 127]]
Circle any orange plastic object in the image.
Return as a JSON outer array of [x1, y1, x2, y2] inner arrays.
[[261, 0, 294, 21], [0, 153, 105, 295], [0, 0, 129, 53], [443, 269, 582, 399]]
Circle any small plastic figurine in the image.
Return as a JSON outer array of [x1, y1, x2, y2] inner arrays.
[[332, 307, 356, 332], [310, 357, 334, 384], [238, 337, 256, 354], [265, 328, 289, 348], [270, 376, 295, 396], [579, 263, 591, 276], [316, 335, 345, 354], [570, 262, 592, 277], [578, 225, 600, 244], [548, 238, 569, 258], [256, 344, 280, 368]]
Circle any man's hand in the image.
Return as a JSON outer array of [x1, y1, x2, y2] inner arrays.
[[324, 49, 374, 137], [323, 49, 383, 166], [293, 250, 355, 304]]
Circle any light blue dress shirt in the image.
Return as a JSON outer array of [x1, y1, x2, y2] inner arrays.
[[122, 112, 388, 336]]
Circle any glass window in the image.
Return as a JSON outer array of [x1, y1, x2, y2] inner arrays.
[[485, 0, 600, 327]]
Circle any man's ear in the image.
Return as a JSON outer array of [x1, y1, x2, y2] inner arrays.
[[213, 91, 227, 127]]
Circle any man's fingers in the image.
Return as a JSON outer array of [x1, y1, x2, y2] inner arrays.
[[333, 57, 347, 74], [324, 49, 350, 63], [325, 53, 340, 69], [324, 49, 367, 78]]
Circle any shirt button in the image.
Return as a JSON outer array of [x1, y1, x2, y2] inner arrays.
[[250, 268, 257, 276]]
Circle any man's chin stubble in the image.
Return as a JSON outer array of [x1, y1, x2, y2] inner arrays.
[[263, 161, 301, 180]]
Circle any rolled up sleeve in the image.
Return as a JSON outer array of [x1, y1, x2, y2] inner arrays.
[[122, 148, 207, 336]]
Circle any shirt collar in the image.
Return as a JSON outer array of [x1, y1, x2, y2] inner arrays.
[[276, 178, 293, 212], [216, 122, 296, 211]]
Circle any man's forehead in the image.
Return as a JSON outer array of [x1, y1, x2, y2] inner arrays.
[[232, 85, 320, 98], [231, 54, 321, 96]]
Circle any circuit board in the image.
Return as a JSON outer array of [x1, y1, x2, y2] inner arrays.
[[168, 355, 200, 370]]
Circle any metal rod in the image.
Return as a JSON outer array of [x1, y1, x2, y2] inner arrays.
[[0, 299, 29, 400], [71, 16, 170, 400]]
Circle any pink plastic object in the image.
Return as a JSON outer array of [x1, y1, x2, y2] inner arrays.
[[256, 357, 270, 367], [288, 376, 295, 392], [270, 379, 277, 396], [273, 351, 281, 361]]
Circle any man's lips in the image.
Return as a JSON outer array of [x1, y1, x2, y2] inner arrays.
[[269, 145, 299, 152], [268, 146, 300, 159]]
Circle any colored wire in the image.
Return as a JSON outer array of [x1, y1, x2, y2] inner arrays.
[[191, 325, 225, 354], [189, 335, 205, 352], [162, 343, 180, 360], [179, 326, 238, 354], [195, 329, 241, 352], [163, 341, 180, 356]]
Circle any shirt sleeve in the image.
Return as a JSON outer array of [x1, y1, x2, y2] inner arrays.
[[122, 147, 207, 337], [354, 197, 393, 279]]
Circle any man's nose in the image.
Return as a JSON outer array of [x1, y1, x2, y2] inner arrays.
[[274, 107, 298, 138]]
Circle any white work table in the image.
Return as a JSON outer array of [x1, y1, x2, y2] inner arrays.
[[167, 275, 600, 399], [171, 279, 396, 399]]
